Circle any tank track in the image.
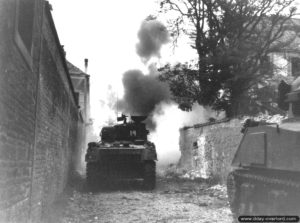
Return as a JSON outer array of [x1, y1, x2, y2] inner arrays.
[[143, 161, 156, 190], [86, 162, 99, 189], [227, 169, 300, 217], [232, 170, 300, 188]]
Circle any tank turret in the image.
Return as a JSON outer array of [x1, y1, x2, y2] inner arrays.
[[100, 115, 149, 144], [85, 115, 157, 190]]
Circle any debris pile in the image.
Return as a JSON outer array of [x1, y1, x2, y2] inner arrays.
[[163, 164, 210, 181], [204, 184, 228, 200], [180, 170, 208, 180], [163, 164, 185, 179]]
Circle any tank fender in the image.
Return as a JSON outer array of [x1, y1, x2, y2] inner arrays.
[[142, 148, 157, 161], [85, 143, 100, 162]]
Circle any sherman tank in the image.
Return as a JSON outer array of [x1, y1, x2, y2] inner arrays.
[[227, 77, 300, 218], [85, 115, 157, 190]]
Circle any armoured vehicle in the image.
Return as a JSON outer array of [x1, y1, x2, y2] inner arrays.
[[227, 77, 300, 217], [85, 115, 157, 189]]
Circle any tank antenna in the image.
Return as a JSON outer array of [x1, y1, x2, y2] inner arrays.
[[116, 86, 119, 121], [116, 92, 118, 119]]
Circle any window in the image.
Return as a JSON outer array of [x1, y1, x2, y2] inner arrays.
[[291, 57, 300, 77], [14, 0, 36, 68]]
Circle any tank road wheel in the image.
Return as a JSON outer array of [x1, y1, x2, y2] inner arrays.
[[143, 161, 156, 190], [86, 162, 98, 189]]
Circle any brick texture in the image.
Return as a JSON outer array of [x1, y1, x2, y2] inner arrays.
[[0, 1, 83, 222]]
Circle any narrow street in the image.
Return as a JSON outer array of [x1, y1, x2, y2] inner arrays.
[[48, 176, 234, 223]]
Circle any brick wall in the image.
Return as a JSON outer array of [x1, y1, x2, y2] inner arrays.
[[179, 119, 243, 183], [0, 1, 83, 222]]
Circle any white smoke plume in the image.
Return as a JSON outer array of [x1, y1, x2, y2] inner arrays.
[[149, 103, 224, 167]]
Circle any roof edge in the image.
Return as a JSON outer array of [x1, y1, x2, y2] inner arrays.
[[44, 1, 79, 107]]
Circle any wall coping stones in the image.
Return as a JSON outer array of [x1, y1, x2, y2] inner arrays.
[[180, 118, 231, 131]]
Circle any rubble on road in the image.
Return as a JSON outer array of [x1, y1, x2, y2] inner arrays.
[[180, 169, 207, 180], [204, 184, 228, 200], [163, 164, 213, 182], [162, 164, 207, 181]]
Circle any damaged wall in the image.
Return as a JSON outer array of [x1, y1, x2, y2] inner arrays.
[[178, 119, 243, 183]]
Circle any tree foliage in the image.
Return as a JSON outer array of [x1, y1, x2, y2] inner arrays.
[[158, 0, 299, 117]]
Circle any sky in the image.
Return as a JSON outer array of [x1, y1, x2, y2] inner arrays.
[[50, 0, 157, 95], [50, 0, 195, 128], [49, 0, 300, 124]]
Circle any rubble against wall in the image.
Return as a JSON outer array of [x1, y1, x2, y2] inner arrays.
[[178, 119, 243, 183]]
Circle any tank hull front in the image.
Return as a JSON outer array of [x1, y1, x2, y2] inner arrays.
[[86, 147, 156, 189]]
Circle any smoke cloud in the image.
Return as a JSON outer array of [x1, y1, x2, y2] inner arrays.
[[117, 67, 171, 129], [136, 20, 170, 63], [117, 19, 171, 129], [116, 18, 225, 167]]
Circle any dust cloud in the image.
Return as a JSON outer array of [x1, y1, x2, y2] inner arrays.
[[149, 103, 223, 167]]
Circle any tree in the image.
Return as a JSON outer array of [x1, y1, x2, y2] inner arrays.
[[158, 0, 299, 117]]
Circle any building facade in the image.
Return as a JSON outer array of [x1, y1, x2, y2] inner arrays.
[[68, 60, 92, 169]]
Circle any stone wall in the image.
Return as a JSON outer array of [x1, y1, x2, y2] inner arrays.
[[179, 119, 243, 183], [0, 1, 83, 222]]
